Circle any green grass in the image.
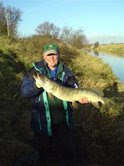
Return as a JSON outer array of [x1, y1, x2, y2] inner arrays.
[[0, 36, 124, 166]]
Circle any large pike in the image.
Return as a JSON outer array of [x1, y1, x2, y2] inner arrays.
[[33, 73, 104, 106]]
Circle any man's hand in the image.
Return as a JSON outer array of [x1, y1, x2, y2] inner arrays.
[[78, 97, 89, 104]]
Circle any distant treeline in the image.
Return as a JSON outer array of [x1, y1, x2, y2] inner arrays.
[[0, 2, 88, 49], [35, 21, 88, 48], [97, 43, 124, 56]]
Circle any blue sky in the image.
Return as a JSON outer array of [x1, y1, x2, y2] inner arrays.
[[2, 0, 124, 44]]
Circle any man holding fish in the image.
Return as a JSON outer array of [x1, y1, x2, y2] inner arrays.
[[21, 43, 102, 165]]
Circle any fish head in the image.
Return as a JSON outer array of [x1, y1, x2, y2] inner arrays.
[[34, 73, 57, 93], [33, 72, 46, 87]]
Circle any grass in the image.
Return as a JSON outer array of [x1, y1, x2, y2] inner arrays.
[[0, 49, 33, 166], [96, 43, 124, 56], [0, 36, 124, 166], [70, 51, 117, 89], [71, 52, 124, 165]]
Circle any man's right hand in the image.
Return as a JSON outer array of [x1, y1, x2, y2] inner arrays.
[[78, 97, 89, 104]]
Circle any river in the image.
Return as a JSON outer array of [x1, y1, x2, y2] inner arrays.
[[90, 51, 124, 83]]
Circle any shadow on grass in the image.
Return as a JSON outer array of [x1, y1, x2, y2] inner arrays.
[[74, 82, 124, 166], [0, 50, 34, 166]]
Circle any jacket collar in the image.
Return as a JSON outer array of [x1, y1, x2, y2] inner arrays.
[[43, 60, 64, 79]]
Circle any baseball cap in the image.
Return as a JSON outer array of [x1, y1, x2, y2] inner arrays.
[[43, 43, 59, 55]]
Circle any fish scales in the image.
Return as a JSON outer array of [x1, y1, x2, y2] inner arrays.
[[33, 73, 104, 104], [53, 87, 103, 103]]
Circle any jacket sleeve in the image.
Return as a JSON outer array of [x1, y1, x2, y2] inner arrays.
[[66, 75, 79, 88], [63, 65, 79, 88], [21, 71, 43, 98]]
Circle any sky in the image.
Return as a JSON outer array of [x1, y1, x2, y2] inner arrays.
[[1, 0, 124, 44]]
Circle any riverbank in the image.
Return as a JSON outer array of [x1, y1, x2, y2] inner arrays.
[[96, 43, 124, 56], [89, 51, 124, 83]]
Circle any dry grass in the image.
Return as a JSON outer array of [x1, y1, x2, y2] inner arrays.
[[97, 43, 124, 56], [70, 51, 117, 89]]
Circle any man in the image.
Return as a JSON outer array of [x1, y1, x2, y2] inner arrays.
[[21, 43, 88, 165]]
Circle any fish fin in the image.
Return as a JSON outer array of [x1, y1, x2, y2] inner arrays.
[[92, 101, 103, 109], [92, 102, 100, 109], [72, 101, 78, 109], [48, 93, 55, 100]]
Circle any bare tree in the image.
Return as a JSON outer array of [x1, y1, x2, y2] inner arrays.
[[70, 29, 88, 48], [0, 3, 7, 35], [6, 6, 22, 37], [60, 26, 73, 44], [0, 2, 22, 37], [35, 21, 88, 48], [61, 26, 88, 48], [35, 21, 60, 38]]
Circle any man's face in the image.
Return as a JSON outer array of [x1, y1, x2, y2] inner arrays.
[[43, 53, 59, 68]]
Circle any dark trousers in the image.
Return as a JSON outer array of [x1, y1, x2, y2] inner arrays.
[[33, 122, 85, 166]]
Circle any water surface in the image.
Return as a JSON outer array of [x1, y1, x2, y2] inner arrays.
[[90, 51, 124, 83]]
